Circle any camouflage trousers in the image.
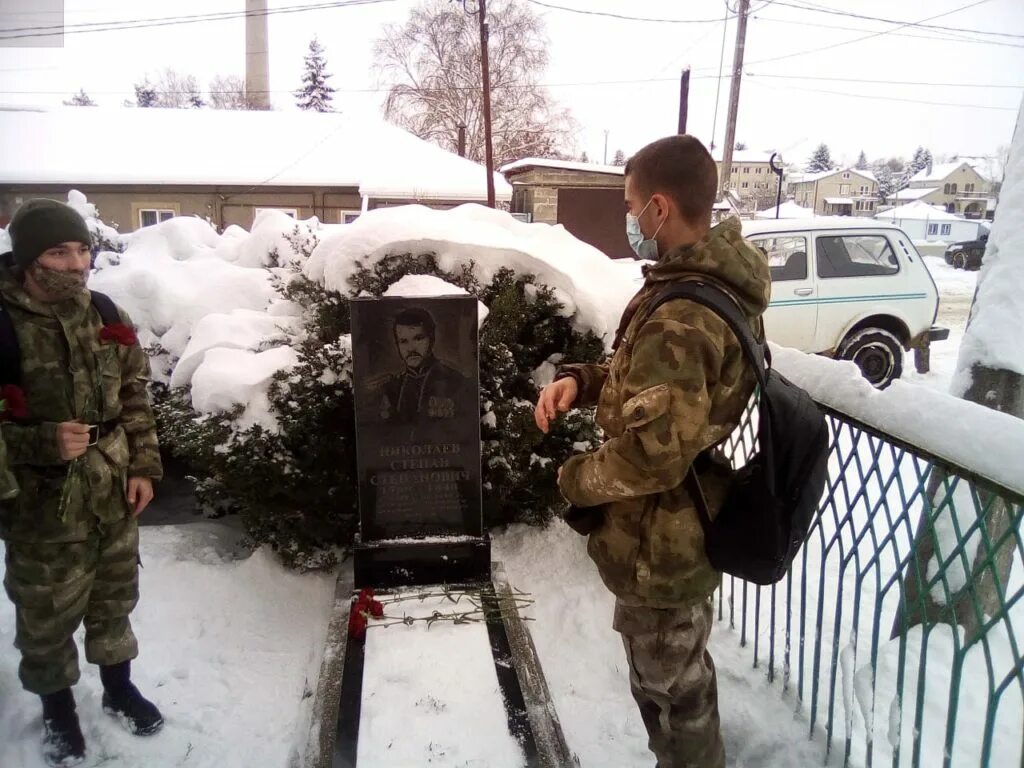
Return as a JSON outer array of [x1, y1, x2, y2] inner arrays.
[[614, 596, 724, 768], [3, 516, 140, 695]]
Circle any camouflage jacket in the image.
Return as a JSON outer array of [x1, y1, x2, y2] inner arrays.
[[0, 432, 15, 500], [557, 217, 771, 608], [0, 269, 162, 543]]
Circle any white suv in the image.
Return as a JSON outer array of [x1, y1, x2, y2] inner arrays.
[[742, 218, 947, 388]]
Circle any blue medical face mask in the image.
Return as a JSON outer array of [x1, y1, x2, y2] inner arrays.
[[626, 198, 665, 260]]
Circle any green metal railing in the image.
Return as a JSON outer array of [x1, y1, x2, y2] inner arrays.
[[716, 404, 1024, 767]]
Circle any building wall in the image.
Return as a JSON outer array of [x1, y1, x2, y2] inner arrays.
[[716, 161, 774, 200], [505, 167, 624, 227], [0, 185, 365, 232]]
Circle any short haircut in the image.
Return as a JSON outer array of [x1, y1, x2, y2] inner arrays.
[[393, 307, 436, 339], [625, 135, 718, 226]]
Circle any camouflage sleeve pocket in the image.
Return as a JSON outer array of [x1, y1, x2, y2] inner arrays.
[[621, 384, 671, 430]]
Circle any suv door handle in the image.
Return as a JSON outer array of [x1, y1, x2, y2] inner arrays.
[[794, 288, 814, 296]]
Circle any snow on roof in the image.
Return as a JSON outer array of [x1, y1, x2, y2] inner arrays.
[[824, 197, 853, 205], [499, 157, 624, 176], [894, 186, 941, 201], [909, 161, 984, 184], [0, 106, 511, 202], [855, 169, 877, 182], [754, 201, 815, 219], [874, 200, 962, 221]]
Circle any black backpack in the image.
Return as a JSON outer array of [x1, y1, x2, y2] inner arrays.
[[645, 281, 830, 585], [0, 290, 121, 387]]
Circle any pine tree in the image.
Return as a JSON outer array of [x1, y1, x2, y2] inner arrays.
[[612, 149, 626, 166], [294, 37, 336, 112], [807, 143, 833, 173], [855, 150, 868, 170], [579, 151, 590, 163], [134, 79, 158, 108], [63, 88, 96, 107], [735, 141, 747, 151]]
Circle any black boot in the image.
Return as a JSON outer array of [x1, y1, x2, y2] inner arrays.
[[40, 688, 86, 767], [99, 660, 164, 736]]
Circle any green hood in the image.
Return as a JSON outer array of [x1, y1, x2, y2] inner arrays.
[[643, 217, 771, 320]]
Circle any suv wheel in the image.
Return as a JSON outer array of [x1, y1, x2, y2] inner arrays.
[[837, 328, 904, 389], [952, 251, 968, 270]]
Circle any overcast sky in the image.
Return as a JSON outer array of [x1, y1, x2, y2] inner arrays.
[[1, 0, 1021, 171]]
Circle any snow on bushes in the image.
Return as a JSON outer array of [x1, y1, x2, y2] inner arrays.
[[92, 200, 631, 568]]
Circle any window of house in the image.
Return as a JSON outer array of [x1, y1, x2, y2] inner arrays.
[[138, 208, 175, 228], [742, 181, 749, 189], [254, 207, 298, 219], [816, 235, 900, 278], [756, 167, 763, 174], [949, 183, 957, 195], [340, 210, 361, 224], [842, 172, 850, 179], [751, 235, 808, 282], [927, 223, 939, 235], [941, 224, 952, 236], [859, 185, 869, 195], [743, 167, 750, 173], [965, 183, 974, 193], [840, 184, 851, 195]]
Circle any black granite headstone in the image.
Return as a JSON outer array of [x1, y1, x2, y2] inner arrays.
[[350, 296, 487, 586]]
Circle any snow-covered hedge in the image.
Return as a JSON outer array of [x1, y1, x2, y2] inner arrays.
[[89, 199, 637, 568]]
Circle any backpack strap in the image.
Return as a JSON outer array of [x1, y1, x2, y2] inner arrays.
[[641, 281, 770, 536], [0, 299, 20, 387], [89, 290, 121, 326]]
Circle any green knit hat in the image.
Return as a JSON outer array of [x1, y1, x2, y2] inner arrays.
[[7, 199, 92, 269]]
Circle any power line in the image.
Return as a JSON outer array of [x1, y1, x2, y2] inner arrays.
[[752, 14, 1024, 49], [748, 73, 1024, 89], [0, 0, 393, 41], [524, 0, 734, 23], [732, 0, 997, 68], [746, 78, 1019, 111], [771, 0, 1024, 40]]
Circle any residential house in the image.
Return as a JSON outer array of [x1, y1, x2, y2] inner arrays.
[[874, 200, 984, 243], [894, 161, 991, 219], [712, 150, 778, 211], [787, 168, 879, 216], [0, 106, 511, 231]]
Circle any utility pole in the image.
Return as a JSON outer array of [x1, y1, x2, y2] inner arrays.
[[478, 0, 496, 207], [603, 130, 610, 165], [457, 123, 467, 158], [678, 67, 691, 134], [719, 0, 750, 198]]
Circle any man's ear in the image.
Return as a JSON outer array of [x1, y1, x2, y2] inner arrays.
[[650, 192, 673, 223]]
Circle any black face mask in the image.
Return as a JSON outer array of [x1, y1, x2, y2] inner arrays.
[[27, 262, 88, 301]]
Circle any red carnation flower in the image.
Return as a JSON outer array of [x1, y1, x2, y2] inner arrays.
[[369, 599, 384, 619], [348, 609, 367, 641], [99, 323, 138, 347], [0, 384, 28, 420]]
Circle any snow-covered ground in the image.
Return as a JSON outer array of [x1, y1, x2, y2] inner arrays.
[[0, 526, 335, 768]]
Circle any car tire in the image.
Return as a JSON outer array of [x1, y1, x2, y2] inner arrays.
[[952, 251, 968, 270], [837, 328, 904, 389]]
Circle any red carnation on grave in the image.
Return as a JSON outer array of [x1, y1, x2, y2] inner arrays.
[[368, 599, 384, 618], [99, 323, 137, 346], [348, 608, 367, 641], [0, 384, 28, 420]]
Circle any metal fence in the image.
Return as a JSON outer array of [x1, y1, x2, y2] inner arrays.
[[716, 404, 1024, 768]]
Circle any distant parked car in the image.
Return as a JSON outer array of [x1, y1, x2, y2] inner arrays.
[[944, 233, 988, 271], [743, 218, 947, 389]]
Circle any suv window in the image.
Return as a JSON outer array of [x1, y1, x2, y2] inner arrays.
[[751, 235, 808, 282], [816, 234, 899, 278]]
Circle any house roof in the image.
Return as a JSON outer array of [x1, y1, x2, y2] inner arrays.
[[0, 106, 512, 202], [909, 161, 986, 184], [789, 167, 875, 185], [894, 186, 941, 201], [499, 157, 624, 176], [874, 200, 963, 221]]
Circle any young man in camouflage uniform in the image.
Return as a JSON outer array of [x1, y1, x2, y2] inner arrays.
[[1, 199, 164, 766], [535, 136, 771, 768]]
